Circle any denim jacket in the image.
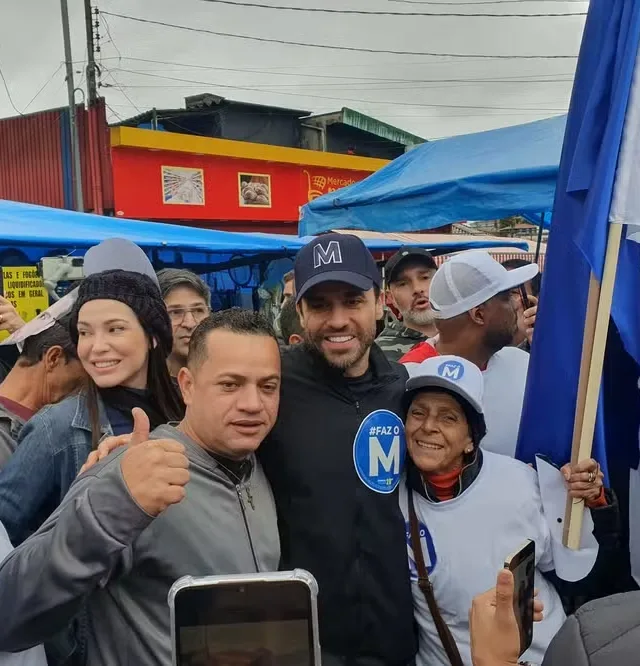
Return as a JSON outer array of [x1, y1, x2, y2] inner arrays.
[[0, 389, 112, 547], [0, 402, 26, 469]]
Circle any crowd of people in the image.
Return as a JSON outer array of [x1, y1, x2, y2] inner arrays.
[[0, 233, 635, 666]]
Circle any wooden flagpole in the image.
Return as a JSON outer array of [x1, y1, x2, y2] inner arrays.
[[563, 222, 623, 548]]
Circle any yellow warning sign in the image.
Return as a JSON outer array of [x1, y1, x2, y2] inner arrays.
[[0, 267, 50, 341]]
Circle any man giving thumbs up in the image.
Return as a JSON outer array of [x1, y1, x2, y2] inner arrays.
[[0, 310, 282, 666]]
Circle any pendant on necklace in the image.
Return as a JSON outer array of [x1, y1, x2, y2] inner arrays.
[[245, 486, 255, 510]]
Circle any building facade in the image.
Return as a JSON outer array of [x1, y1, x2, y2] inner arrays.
[[0, 95, 426, 234]]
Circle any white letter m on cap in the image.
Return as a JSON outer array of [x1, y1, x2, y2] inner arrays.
[[313, 240, 343, 269], [441, 364, 461, 380]]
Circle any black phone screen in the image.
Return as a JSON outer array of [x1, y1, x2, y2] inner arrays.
[[505, 540, 535, 657], [174, 580, 314, 666], [519, 285, 530, 311]]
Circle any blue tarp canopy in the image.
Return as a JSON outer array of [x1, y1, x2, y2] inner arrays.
[[0, 199, 300, 271], [299, 114, 566, 236], [0, 200, 529, 278]]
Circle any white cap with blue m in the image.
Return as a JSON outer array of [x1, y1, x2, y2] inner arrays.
[[405, 355, 484, 415]]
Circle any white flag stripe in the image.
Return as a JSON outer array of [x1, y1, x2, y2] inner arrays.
[[610, 42, 640, 228]]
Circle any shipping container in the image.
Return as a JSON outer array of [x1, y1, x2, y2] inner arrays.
[[0, 100, 113, 213]]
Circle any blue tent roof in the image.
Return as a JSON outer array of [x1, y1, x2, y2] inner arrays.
[[0, 200, 529, 273], [0, 199, 300, 269], [299, 115, 566, 236]]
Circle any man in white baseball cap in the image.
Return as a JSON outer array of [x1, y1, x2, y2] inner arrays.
[[401, 250, 539, 458]]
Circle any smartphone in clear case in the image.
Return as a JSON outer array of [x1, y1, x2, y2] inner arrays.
[[169, 569, 321, 666]]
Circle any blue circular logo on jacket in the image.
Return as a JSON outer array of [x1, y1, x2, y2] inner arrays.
[[353, 410, 406, 494]]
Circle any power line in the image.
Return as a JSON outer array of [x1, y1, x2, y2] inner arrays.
[[104, 56, 573, 85], [388, 0, 586, 4], [106, 101, 563, 120], [101, 12, 579, 58], [98, 55, 576, 85], [101, 66, 142, 113], [109, 70, 574, 91], [85, 55, 513, 71], [199, 0, 586, 17], [112, 80, 573, 92], [99, 12, 123, 63], [24, 63, 64, 112], [106, 102, 124, 121], [0, 63, 23, 116], [76, 56, 501, 71], [113, 66, 568, 111]]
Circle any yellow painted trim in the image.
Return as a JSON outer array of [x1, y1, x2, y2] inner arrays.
[[110, 126, 389, 172]]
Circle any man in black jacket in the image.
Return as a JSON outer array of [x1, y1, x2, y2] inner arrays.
[[260, 233, 416, 666]]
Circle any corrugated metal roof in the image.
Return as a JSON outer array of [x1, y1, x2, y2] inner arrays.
[[305, 107, 425, 146], [342, 108, 425, 146], [114, 96, 310, 127]]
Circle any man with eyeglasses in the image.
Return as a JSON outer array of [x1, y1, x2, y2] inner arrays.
[[157, 269, 211, 377]]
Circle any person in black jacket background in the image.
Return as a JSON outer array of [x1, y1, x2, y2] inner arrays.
[[259, 233, 417, 666]]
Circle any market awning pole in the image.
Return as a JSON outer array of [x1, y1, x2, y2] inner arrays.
[[534, 213, 545, 263]]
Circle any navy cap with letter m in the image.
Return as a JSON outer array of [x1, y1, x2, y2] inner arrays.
[[295, 233, 381, 303]]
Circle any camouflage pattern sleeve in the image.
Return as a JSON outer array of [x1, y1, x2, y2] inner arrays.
[[376, 317, 426, 362]]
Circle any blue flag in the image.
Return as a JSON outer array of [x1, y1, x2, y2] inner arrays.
[[516, 0, 640, 582]]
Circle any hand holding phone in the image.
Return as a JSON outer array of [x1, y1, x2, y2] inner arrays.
[[504, 540, 535, 657]]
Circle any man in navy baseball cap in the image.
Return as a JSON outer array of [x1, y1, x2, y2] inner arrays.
[[261, 233, 417, 665], [294, 232, 383, 375], [295, 232, 381, 304]]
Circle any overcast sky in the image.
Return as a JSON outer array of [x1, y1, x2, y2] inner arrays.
[[0, 0, 588, 140]]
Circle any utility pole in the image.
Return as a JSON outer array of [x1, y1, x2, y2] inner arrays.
[[60, 0, 85, 211], [84, 0, 98, 105]]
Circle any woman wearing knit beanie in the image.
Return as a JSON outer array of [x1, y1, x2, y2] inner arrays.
[[0, 270, 185, 547]]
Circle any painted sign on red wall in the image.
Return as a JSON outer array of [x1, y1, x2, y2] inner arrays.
[[111, 147, 372, 229]]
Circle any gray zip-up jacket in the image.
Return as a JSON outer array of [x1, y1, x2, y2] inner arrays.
[[542, 591, 640, 666], [0, 424, 280, 665]]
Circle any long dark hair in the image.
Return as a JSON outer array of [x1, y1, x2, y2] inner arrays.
[[85, 332, 184, 449]]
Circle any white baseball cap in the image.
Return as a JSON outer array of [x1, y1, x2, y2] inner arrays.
[[405, 355, 484, 414], [84, 238, 158, 287], [429, 250, 539, 320]]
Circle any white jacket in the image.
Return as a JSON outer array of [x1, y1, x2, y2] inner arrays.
[[399, 451, 570, 666]]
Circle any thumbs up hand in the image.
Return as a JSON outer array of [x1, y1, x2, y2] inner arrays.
[[120, 439, 189, 516], [129, 407, 150, 447], [78, 408, 152, 476]]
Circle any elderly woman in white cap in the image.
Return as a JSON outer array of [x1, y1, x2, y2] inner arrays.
[[400, 355, 613, 666]]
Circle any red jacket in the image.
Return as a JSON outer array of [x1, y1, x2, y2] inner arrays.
[[399, 341, 439, 364]]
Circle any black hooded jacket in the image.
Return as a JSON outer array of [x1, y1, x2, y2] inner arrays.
[[259, 344, 417, 664]]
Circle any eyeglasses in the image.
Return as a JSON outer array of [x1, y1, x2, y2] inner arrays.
[[167, 306, 210, 324]]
